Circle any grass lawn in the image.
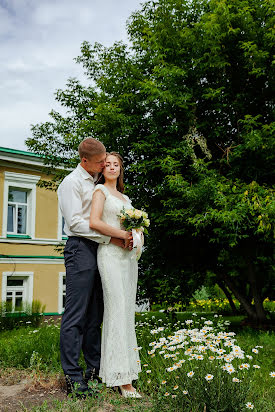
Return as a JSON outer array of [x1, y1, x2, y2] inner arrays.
[[0, 312, 274, 411]]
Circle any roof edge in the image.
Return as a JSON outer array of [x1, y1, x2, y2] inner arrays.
[[0, 146, 41, 158]]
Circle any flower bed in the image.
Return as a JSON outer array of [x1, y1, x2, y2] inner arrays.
[[151, 297, 275, 315], [136, 314, 274, 411], [187, 298, 240, 313]]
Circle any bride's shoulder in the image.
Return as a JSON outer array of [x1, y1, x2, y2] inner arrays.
[[93, 184, 109, 198], [122, 193, 132, 204]]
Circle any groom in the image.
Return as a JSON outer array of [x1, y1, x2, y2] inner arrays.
[[58, 137, 126, 397]]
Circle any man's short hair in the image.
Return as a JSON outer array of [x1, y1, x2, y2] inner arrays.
[[78, 138, 106, 159]]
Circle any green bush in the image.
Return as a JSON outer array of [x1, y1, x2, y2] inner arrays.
[[0, 300, 45, 331], [192, 285, 211, 301]]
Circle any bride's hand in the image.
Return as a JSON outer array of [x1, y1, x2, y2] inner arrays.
[[123, 231, 133, 249]]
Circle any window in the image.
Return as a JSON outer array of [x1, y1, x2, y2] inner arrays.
[[2, 172, 40, 238], [62, 275, 66, 309], [57, 206, 68, 240], [2, 272, 33, 312], [58, 272, 66, 314], [7, 188, 28, 235], [62, 216, 67, 237], [6, 277, 24, 312]]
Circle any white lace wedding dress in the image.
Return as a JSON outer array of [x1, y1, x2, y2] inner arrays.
[[93, 184, 141, 387]]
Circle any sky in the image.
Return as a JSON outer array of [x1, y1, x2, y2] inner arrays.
[[0, 0, 143, 151]]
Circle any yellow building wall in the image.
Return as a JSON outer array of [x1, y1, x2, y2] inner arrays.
[[0, 262, 65, 313], [0, 161, 66, 313], [35, 185, 59, 239], [0, 243, 61, 257], [0, 165, 59, 240]]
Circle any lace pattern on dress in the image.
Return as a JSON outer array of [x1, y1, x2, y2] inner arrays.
[[94, 184, 141, 386]]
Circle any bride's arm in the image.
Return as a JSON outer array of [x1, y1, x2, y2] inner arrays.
[[90, 189, 131, 241]]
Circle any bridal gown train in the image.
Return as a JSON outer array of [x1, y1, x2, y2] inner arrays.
[[92, 184, 141, 387]]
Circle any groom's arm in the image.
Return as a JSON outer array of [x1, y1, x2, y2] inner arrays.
[[110, 238, 125, 248], [57, 177, 110, 244]]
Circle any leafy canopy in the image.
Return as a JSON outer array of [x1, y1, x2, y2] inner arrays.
[[27, 0, 275, 322]]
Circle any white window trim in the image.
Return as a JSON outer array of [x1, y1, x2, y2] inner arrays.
[[58, 272, 66, 314], [2, 172, 40, 238], [57, 206, 62, 240], [57, 206, 67, 240], [2, 271, 33, 307]]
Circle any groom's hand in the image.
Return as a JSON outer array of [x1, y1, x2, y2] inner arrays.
[[110, 237, 125, 248], [126, 233, 133, 251]]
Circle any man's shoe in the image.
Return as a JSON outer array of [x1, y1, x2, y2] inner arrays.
[[84, 368, 102, 385], [65, 377, 93, 398]]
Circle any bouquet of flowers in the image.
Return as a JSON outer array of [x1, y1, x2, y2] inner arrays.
[[118, 207, 150, 233], [118, 207, 150, 260]]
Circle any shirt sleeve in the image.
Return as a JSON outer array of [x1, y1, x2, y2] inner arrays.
[[58, 177, 110, 244]]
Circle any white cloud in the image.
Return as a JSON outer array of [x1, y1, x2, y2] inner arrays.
[[0, 0, 143, 151]]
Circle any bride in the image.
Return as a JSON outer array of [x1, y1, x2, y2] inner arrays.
[[89, 151, 142, 398]]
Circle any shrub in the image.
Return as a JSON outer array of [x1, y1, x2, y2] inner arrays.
[[192, 285, 211, 301], [0, 300, 45, 331]]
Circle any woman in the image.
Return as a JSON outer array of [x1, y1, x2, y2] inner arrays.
[[89, 152, 142, 398]]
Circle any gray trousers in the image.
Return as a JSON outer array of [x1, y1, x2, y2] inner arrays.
[[60, 236, 104, 382]]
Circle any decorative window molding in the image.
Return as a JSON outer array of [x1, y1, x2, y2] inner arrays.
[[2, 172, 40, 239], [58, 272, 66, 314], [1, 271, 33, 311], [7, 188, 28, 235]]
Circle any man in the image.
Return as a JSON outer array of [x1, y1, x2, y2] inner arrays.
[[58, 137, 127, 397]]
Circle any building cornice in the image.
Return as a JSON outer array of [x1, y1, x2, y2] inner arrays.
[[0, 255, 64, 264], [0, 147, 46, 168], [0, 147, 66, 170], [0, 237, 65, 245]]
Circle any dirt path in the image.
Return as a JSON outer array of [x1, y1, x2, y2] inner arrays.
[[0, 370, 150, 411], [0, 372, 66, 412]]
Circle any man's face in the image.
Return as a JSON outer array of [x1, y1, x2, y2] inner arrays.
[[82, 152, 106, 175]]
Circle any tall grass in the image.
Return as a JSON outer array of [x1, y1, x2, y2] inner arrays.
[[0, 313, 274, 411]]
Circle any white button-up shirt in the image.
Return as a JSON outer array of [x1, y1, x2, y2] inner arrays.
[[57, 164, 110, 244]]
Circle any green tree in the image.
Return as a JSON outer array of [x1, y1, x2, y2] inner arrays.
[[27, 0, 274, 324]]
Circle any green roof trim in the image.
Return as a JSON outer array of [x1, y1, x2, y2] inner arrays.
[[0, 146, 41, 158], [44, 312, 63, 316], [0, 255, 63, 259], [7, 234, 32, 239]]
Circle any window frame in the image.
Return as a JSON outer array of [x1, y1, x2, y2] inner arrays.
[[58, 272, 66, 314], [2, 172, 40, 239], [6, 276, 25, 312], [57, 206, 68, 240], [1, 271, 34, 312], [7, 188, 28, 235]]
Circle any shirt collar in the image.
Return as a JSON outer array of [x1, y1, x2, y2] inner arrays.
[[77, 164, 98, 182]]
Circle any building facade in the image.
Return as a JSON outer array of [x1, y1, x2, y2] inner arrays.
[[0, 147, 66, 315]]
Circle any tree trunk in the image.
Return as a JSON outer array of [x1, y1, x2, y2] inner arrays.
[[217, 280, 238, 314], [247, 261, 267, 323], [221, 274, 257, 320]]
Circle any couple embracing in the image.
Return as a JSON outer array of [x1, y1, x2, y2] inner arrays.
[[57, 138, 142, 398]]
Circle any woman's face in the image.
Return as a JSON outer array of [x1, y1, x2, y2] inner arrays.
[[103, 154, 121, 180]]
